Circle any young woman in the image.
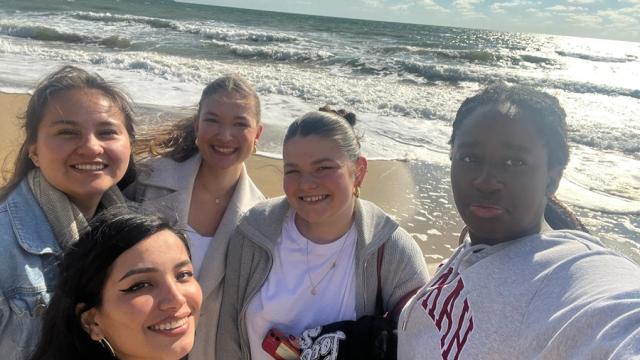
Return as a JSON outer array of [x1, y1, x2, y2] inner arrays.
[[216, 109, 430, 359], [0, 66, 135, 359], [28, 207, 202, 360], [125, 74, 264, 359], [397, 84, 640, 359]]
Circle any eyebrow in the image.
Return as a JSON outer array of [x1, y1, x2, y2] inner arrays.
[[48, 119, 120, 127], [455, 141, 531, 153], [118, 259, 192, 282], [284, 158, 338, 168], [201, 111, 250, 120]]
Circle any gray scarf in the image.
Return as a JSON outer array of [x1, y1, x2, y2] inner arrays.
[[27, 169, 126, 249]]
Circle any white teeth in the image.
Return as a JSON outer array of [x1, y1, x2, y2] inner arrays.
[[149, 317, 188, 331], [301, 195, 327, 202], [73, 163, 105, 171], [214, 146, 235, 154]]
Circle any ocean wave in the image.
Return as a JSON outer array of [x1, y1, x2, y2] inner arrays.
[[70, 11, 180, 30], [397, 60, 640, 99], [569, 132, 639, 156], [205, 40, 333, 62], [556, 50, 633, 63], [0, 23, 86, 44], [0, 23, 133, 49], [179, 24, 298, 43]]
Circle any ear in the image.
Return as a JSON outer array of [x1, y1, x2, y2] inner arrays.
[[255, 123, 264, 141], [546, 166, 563, 196], [77, 304, 103, 341], [354, 156, 368, 187], [28, 144, 39, 167]]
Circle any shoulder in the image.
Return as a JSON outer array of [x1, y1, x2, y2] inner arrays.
[[240, 197, 289, 226]]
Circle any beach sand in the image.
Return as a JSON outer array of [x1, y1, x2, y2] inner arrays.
[[0, 92, 461, 273]]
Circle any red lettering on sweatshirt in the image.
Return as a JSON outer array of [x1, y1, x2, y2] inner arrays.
[[419, 267, 474, 360]]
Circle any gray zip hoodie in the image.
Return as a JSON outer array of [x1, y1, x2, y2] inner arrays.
[[216, 197, 429, 359], [398, 230, 640, 360]]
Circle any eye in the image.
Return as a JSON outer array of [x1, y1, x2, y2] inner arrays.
[[203, 117, 218, 123], [284, 169, 299, 175], [56, 128, 79, 137], [458, 154, 477, 163], [177, 270, 194, 282], [505, 158, 525, 167], [120, 281, 152, 293], [98, 128, 120, 138], [234, 122, 250, 128]]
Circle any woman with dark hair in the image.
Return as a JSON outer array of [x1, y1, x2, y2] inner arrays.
[[216, 108, 429, 359], [28, 207, 202, 360], [125, 74, 264, 360], [0, 65, 136, 358], [398, 84, 640, 359]]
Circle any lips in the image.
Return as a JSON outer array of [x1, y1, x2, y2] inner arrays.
[[72, 162, 106, 171], [147, 315, 191, 336], [211, 145, 237, 155], [300, 194, 329, 202], [469, 204, 505, 218]]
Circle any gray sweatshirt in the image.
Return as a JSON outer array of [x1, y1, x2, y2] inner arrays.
[[216, 197, 430, 360], [398, 230, 640, 360]]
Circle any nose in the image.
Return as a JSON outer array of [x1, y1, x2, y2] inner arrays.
[[473, 165, 503, 193], [76, 134, 103, 156], [299, 172, 319, 191], [158, 281, 187, 312], [216, 124, 233, 141]]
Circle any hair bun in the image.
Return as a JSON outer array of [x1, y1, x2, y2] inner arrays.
[[319, 104, 357, 127]]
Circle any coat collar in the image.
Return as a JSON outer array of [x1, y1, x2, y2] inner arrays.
[[238, 197, 398, 255], [197, 166, 266, 299]]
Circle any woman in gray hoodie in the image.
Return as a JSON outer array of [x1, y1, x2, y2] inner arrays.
[[216, 108, 429, 360], [398, 84, 640, 360]]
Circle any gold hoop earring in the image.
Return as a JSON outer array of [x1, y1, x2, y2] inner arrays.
[[354, 186, 360, 198], [99, 337, 116, 358], [252, 141, 258, 154]]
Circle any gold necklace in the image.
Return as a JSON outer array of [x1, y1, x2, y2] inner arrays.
[[305, 234, 349, 296]]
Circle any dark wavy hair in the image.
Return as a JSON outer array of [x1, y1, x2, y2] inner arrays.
[[28, 207, 190, 360], [0, 65, 137, 200], [450, 83, 586, 231]]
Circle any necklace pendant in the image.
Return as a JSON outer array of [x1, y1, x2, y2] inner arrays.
[[310, 287, 317, 296]]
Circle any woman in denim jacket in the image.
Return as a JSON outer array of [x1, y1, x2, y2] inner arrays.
[[0, 66, 135, 359]]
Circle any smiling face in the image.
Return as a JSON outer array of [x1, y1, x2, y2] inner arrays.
[[283, 135, 367, 242], [28, 88, 131, 213], [194, 91, 263, 173], [84, 230, 202, 360], [450, 106, 562, 246]]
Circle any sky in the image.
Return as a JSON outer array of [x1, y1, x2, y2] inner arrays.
[[178, 0, 640, 42]]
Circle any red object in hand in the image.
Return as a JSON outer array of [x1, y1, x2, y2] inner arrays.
[[262, 328, 300, 360]]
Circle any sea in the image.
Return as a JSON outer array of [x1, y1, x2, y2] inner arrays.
[[0, 0, 639, 261]]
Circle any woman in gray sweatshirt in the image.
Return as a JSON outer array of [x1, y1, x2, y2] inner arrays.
[[397, 84, 640, 360], [217, 108, 429, 360]]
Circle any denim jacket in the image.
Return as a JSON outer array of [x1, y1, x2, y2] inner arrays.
[[0, 179, 61, 360]]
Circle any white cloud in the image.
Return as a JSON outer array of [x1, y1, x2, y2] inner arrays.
[[453, 0, 484, 17], [545, 4, 587, 12], [417, 0, 449, 12], [490, 0, 533, 14], [567, 0, 597, 4], [361, 0, 385, 8]]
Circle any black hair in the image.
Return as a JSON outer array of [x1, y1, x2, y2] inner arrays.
[[0, 65, 137, 200], [450, 83, 586, 231], [28, 207, 190, 360], [284, 105, 361, 163]]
